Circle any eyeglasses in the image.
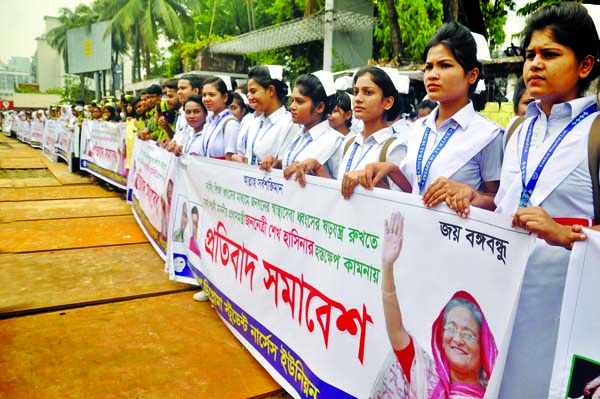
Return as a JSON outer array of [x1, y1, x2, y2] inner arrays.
[[443, 324, 478, 344]]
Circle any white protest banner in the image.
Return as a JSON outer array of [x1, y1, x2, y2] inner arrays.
[[42, 119, 58, 162], [166, 157, 535, 399], [549, 229, 600, 399], [128, 138, 175, 259], [30, 121, 44, 148], [55, 119, 80, 172], [16, 120, 30, 143], [80, 119, 128, 189], [55, 120, 71, 164], [1, 118, 10, 137]]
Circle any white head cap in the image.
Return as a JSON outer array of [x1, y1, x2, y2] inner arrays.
[[471, 32, 491, 61], [335, 76, 353, 91], [265, 65, 284, 81], [378, 67, 410, 94], [583, 4, 600, 38], [475, 79, 486, 94], [215, 75, 233, 91], [311, 70, 336, 96]]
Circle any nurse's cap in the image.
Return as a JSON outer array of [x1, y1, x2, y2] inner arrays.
[[216, 74, 233, 91], [311, 70, 336, 96], [239, 93, 249, 105], [377, 66, 410, 94], [471, 31, 491, 61], [335, 76, 353, 91], [475, 79, 486, 94], [583, 4, 600, 39], [265, 65, 284, 81]]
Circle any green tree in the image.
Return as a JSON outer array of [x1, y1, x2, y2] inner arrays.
[[106, 0, 192, 81], [516, 0, 563, 16], [374, 0, 443, 64], [480, 0, 516, 51]]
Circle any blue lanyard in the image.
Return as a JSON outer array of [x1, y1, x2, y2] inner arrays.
[[345, 141, 373, 172], [518, 103, 597, 208], [284, 134, 313, 168], [203, 110, 231, 157], [251, 118, 275, 165], [416, 126, 457, 191]]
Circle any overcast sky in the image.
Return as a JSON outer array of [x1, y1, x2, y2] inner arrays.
[[0, 0, 526, 64], [0, 0, 92, 63]]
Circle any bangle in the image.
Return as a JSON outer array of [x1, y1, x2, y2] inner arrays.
[[312, 164, 322, 175], [383, 290, 397, 297]]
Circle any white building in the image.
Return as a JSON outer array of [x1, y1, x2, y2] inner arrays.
[[33, 16, 66, 92], [0, 62, 33, 91]]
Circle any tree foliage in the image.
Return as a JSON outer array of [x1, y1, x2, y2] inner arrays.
[[516, 0, 563, 17], [479, 0, 516, 51], [373, 0, 443, 64], [45, 0, 530, 85]]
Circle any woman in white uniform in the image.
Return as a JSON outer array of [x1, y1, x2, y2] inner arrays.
[[167, 94, 208, 157], [201, 75, 240, 160], [494, 4, 600, 397], [241, 65, 295, 165], [260, 70, 343, 178], [349, 22, 503, 213], [286, 66, 408, 190]]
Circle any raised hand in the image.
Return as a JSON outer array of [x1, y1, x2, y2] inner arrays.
[[382, 212, 404, 266]]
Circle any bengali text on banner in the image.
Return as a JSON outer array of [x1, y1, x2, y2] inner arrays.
[[165, 156, 535, 399]]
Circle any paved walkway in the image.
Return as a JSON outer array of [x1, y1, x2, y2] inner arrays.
[[0, 135, 289, 398]]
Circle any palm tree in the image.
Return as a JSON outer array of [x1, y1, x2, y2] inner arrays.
[[107, 0, 192, 81]]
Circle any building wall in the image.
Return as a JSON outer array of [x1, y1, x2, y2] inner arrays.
[[35, 16, 66, 92], [0, 70, 32, 91], [13, 93, 62, 109]]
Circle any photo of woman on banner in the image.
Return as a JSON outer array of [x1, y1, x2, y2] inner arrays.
[[370, 212, 497, 399], [172, 201, 188, 243], [189, 205, 201, 257], [160, 178, 174, 242]]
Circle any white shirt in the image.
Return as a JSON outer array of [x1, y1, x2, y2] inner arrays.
[[183, 127, 204, 155], [201, 109, 239, 158], [245, 106, 295, 164], [497, 96, 599, 399], [337, 126, 407, 180], [172, 107, 189, 144], [281, 120, 344, 178], [496, 96, 598, 216], [390, 118, 413, 146], [236, 112, 258, 155], [400, 101, 503, 194]]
